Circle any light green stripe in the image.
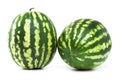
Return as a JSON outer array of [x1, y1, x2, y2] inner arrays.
[[85, 51, 109, 59], [59, 36, 67, 48], [16, 44, 26, 68], [68, 39, 71, 51], [62, 41, 67, 48], [43, 16, 47, 20], [74, 27, 85, 46], [58, 42, 65, 51], [65, 25, 72, 50], [86, 19, 94, 24], [37, 13, 43, 21], [42, 16, 47, 33], [42, 22, 46, 28], [41, 33, 52, 67], [49, 18, 56, 43], [23, 19, 31, 48], [93, 62, 103, 66], [34, 30, 40, 56], [39, 44, 45, 67], [76, 57, 84, 61], [32, 12, 40, 57], [65, 26, 72, 41], [32, 12, 41, 68], [98, 24, 104, 29], [23, 48, 33, 69], [32, 12, 39, 29], [106, 39, 112, 48], [35, 59, 39, 68], [45, 22, 50, 31], [18, 15, 24, 27], [84, 39, 111, 53], [73, 19, 84, 40], [42, 21, 47, 33]]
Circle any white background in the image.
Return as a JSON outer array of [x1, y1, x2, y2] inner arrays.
[[0, 0, 119, 80]]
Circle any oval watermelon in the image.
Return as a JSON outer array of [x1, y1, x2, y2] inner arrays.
[[9, 10, 57, 69], [58, 19, 112, 69]]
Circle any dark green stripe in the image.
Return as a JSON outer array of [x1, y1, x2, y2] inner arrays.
[[19, 12, 30, 69], [43, 16, 56, 66], [40, 13, 49, 67], [14, 15, 22, 66], [29, 12, 36, 68], [35, 13, 48, 67]]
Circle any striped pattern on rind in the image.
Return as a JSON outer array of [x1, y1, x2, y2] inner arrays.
[[58, 19, 112, 69], [9, 11, 57, 69]]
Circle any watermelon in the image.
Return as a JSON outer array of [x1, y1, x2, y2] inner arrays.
[[9, 10, 57, 69], [58, 19, 112, 69]]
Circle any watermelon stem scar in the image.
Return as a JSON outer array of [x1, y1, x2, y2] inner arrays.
[[29, 8, 35, 11]]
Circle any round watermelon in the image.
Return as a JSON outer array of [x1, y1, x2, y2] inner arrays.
[[58, 19, 112, 69], [9, 10, 57, 69]]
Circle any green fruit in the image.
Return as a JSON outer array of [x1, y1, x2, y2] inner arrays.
[[58, 19, 112, 69], [9, 10, 57, 69]]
